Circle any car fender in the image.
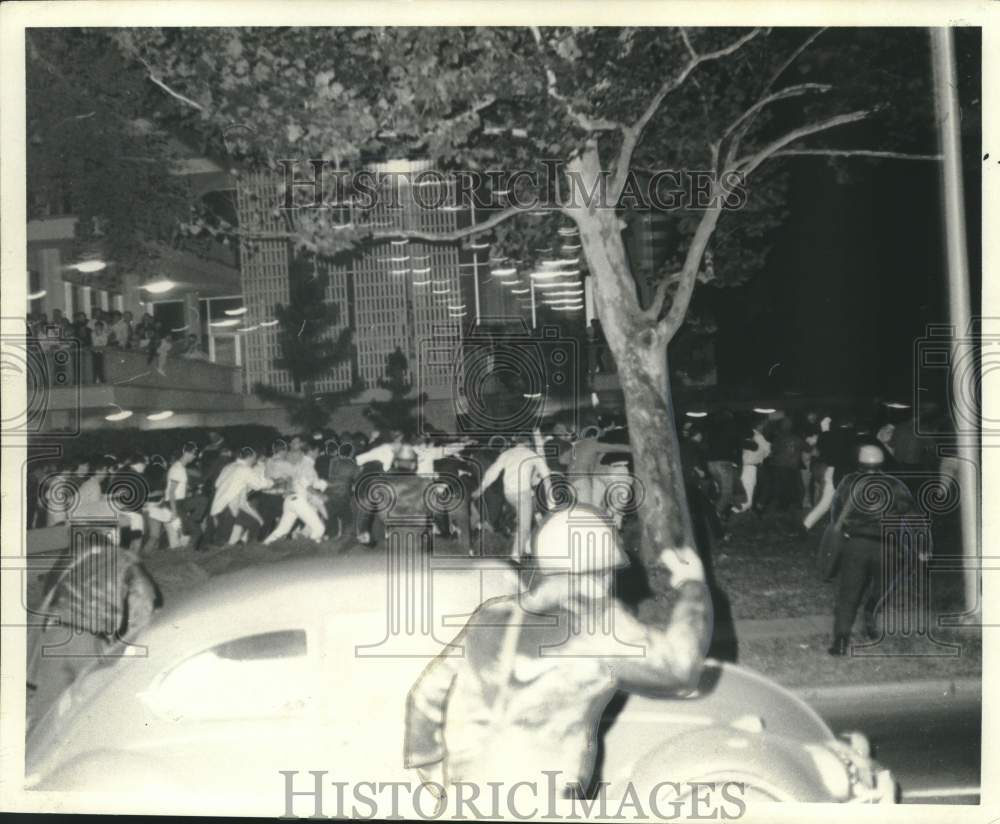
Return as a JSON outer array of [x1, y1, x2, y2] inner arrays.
[[620, 726, 846, 803], [32, 749, 184, 794]]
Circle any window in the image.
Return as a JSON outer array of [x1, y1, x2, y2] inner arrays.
[[146, 629, 313, 720]]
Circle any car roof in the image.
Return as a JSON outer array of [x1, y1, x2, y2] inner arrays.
[[140, 551, 517, 649]]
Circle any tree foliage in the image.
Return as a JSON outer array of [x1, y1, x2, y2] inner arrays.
[[26, 29, 195, 273]]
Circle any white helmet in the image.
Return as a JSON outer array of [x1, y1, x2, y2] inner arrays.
[[531, 505, 628, 573], [857, 444, 884, 467]]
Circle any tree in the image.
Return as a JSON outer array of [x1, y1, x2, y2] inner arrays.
[[111, 27, 942, 614], [365, 347, 427, 437], [254, 251, 362, 430], [26, 29, 201, 274]]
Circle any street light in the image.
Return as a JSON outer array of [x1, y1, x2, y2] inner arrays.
[[142, 279, 176, 294]]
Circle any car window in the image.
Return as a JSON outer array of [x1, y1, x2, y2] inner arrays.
[[147, 629, 313, 720]]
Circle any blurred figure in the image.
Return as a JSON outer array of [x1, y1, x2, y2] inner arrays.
[[735, 416, 770, 514], [210, 447, 273, 545], [820, 444, 922, 656], [472, 434, 552, 561]]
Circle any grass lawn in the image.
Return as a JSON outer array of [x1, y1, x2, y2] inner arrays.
[[739, 632, 983, 689]]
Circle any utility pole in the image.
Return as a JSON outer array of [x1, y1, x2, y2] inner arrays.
[[930, 27, 980, 619]]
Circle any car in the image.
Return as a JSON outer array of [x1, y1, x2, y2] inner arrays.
[[25, 552, 895, 815]]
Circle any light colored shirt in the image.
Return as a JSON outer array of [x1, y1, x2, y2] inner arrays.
[[414, 443, 465, 476], [210, 460, 273, 516], [742, 430, 771, 467], [75, 476, 114, 519], [479, 446, 551, 501], [265, 455, 296, 482], [167, 460, 189, 501], [289, 454, 327, 496], [356, 443, 398, 472]]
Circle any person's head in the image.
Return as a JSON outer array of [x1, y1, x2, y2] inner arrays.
[[127, 452, 148, 473], [74, 311, 87, 324], [270, 438, 289, 459], [237, 446, 258, 465], [179, 442, 199, 465], [206, 430, 224, 447], [551, 422, 571, 441], [124, 310, 133, 322], [289, 435, 305, 452], [392, 444, 419, 473], [94, 320, 105, 332], [52, 308, 63, 322], [857, 443, 885, 471], [91, 455, 114, 479], [531, 505, 627, 595], [304, 442, 321, 460]]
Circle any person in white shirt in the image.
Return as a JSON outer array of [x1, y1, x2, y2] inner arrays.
[[210, 448, 273, 545], [74, 457, 115, 519], [472, 435, 552, 561], [264, 443, 329, 543], [736, 420, 771, 514], [166, 442, 203, 549]]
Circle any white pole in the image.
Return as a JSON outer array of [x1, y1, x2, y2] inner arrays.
[[530, 280, 537, 330], [930, 27, 980, 619]]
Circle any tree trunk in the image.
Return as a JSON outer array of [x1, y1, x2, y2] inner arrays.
[[574, 207, 696, 571]]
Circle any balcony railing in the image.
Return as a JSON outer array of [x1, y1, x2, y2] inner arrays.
[[32, 342, 242, 394]]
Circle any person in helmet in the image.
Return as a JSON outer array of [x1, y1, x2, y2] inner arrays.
[[820, 443, 921, 656], [404, 505, 710, 799]]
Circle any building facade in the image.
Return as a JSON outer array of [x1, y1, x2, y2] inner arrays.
[[235, 160, 465, 402]]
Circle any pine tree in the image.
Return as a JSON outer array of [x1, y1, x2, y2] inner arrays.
[[365, 347, 427, 438], [254, 251, 362, 430]]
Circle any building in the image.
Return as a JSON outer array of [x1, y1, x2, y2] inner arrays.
[[235, 159, 469, 430]]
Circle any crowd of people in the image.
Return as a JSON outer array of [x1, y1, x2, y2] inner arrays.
[[28, 399, 953, 564], [25, 308, 209, 384], [27, 415, 640, 564]]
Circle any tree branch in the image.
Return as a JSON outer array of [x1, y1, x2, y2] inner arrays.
[[644, 269, 683, 321], [771, 148, 942, 161], [656, 204, 724, 340], [723, 29, 828, 167], [612, 27, 763, 197], [136, 56, 205, 112], [249, 204, 528, 246], [530, 27, 622, 133], [734, 109, 870, 176], [722, 83, 831, 146]]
